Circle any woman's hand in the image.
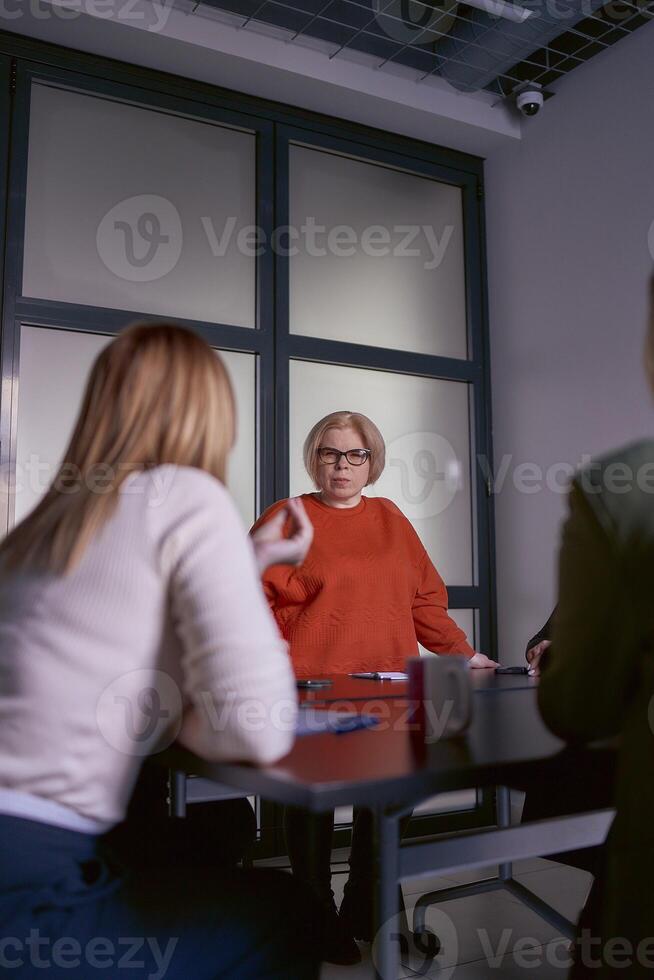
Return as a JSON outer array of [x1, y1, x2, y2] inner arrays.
[[251, 498, 314, 574], [468, 652, 497, 669], [526, 639, 551, 676]]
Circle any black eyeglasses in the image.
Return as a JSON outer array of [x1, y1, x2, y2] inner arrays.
[[316, 447, 371, 466]]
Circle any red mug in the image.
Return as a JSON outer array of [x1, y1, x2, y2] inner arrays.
[[407, 654, 473, 744]]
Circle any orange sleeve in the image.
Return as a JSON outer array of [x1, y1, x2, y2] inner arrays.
[[412, 552, 475, 658], [249, 499, 291, 609], [259, 573, 277, 609], [250, 499, 289, 535]]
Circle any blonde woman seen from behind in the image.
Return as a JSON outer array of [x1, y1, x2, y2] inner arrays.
[[0, 323, 320, 980]]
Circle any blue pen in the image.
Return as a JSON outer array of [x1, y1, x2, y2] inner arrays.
[[333, 716, 378, 734]]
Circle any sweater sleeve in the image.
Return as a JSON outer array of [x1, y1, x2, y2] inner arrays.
[[538, 485, 632, 743], [152, 469, 297, 765], [524, 608, 557, 660], [412, 551, 475, 658], [250, 499, 289, 534], [249, 499, 293, 609]]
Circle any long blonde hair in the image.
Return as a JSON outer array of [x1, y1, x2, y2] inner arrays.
[[1, 322, 235, 574]]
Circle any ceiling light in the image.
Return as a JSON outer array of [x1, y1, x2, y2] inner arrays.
[[465, 0, 533, 22]]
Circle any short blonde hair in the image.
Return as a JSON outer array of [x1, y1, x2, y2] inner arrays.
[[303, 411, 385, 487]]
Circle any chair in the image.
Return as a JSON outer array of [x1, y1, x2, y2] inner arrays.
[[167, 770, 255, 868]]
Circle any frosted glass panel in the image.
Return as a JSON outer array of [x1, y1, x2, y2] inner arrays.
[[448, 608, 475, 646], [14, 326, 256, 527], [289, 360, 473, 585], [23, 84, 256, 326], [418, 608, 475, 656], [15, 327, 109, 524], [336, 790, 476, 826], [289, 145, 467, 359], [220, 349, 256, 528]]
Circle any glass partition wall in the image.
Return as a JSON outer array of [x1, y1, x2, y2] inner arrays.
[[9, 79, 265, 529], [0, 50, 494, 853], [278, 128, 492, 653]]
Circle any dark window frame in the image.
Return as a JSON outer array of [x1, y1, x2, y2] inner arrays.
[[0, 33, 498, 853]]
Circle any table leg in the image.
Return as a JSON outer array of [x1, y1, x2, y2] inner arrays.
[[374, 806, 401, 980], [496, 786, 513, 881], [167, 770, 187, 818]]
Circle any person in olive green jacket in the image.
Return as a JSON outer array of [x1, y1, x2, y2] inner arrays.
[[521, 606, 609, 878], [538, 276, 654, 978]]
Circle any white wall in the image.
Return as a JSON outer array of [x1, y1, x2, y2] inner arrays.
[[485, 21, 654, 662]]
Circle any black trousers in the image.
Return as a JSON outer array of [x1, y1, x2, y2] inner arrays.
[[0, 813, 321, 979], [284, 805, 412, 898]]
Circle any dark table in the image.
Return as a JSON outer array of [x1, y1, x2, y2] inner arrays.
[[297, 669, 537, 705], [165, 675, 614, 979]]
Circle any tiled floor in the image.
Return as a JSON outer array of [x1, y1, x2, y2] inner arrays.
[[317, 858, 592, 979], [256, 846, 592, 978]]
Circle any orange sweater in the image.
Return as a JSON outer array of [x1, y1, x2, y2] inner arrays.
[[251, 493, 474, 677]]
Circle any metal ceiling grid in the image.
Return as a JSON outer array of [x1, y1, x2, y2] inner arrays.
[[175, 0, 653, 97]]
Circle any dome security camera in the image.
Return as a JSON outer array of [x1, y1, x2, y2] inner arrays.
[[515, 86, 544, 117]]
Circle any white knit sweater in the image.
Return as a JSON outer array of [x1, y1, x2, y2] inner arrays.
[[0, 466, 297, 828]]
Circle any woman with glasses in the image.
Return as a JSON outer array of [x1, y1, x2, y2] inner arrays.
[[251, 410, 495, 963]]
